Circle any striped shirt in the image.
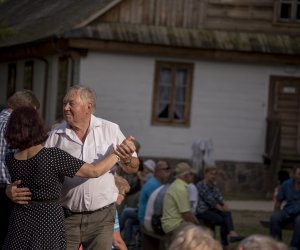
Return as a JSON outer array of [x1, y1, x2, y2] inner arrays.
[[0, 109, 12, 185]]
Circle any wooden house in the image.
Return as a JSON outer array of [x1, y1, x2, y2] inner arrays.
[[0, 0, 300, 196]]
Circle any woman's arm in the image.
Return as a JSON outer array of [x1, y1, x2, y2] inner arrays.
[[76, 136, 137, 178], [75, 153, 120, 178]]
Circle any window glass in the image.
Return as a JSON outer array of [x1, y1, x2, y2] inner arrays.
[[280, 3, 292, 18], [152, 62, 193, 126], [24, 61, 33, 90]]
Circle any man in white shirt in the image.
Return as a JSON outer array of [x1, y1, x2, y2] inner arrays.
[[8, 85, 139, 250]]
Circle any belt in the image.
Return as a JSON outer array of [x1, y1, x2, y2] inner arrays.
[[30, 199, 59, 205], [63, 202, 114, 215]]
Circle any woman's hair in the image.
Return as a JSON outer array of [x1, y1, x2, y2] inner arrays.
[[238, 234, 288, 250], [5, 107, 48, 150], [168, 224, 222, 250]]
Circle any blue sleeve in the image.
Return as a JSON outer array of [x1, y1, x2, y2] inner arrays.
[[114, 212, 120, 232], [277, 180, 288, 202]]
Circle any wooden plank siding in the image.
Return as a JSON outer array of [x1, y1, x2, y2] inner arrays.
[[94, 0, 205, 28], [205, 0, 275, 31], [92, 0, 299, 33]]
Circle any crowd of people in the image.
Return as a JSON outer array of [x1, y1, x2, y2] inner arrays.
[[0, 86, 299, 250]]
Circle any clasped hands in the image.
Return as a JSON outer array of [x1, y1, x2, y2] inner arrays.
[[113, 135, 136, 166]]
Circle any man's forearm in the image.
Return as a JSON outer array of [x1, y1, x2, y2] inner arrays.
[[182, 211, 200, 225], [274, 201, 281, 211], [6, 180, 32, 204]]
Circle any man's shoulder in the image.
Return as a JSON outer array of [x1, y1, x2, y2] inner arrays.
[[0, 109, 10, 122], [92, 115, 120, 130], [168, 179, 187, 194], [282, 178, 293, 188]]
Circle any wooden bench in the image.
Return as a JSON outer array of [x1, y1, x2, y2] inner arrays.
[[140, 226, 166, 250], [260, 219, 294, 231]]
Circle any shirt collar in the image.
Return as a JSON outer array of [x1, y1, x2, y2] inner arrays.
[[54, 114, 101, 135], [176, 178, 189, 188]]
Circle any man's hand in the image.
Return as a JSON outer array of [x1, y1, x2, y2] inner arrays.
[[6, 180, 32, 205], [114, 136, 136, 165]]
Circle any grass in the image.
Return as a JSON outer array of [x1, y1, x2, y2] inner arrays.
[[215, 210, 293, 249]]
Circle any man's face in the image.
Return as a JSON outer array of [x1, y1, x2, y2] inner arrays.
[[156, 161, 172, 183], [185, 172, 194, 184], [63, 90, 91, 127]]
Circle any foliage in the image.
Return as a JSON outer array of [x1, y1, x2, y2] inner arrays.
[[0, 21, 15, 40]]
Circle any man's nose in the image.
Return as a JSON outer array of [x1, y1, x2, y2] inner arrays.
[[64, 103, 70, 110]]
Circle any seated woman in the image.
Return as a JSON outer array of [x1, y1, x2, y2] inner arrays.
[[3, 107, 135, 250], [195, 166, 244, 249]]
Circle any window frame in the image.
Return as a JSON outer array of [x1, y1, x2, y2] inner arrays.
[[276, 0, 300, 23], [151, 61, 194, 127], [23, 60, 34, 90]]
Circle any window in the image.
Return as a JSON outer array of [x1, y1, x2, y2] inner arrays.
[[24, 61, 34, 90], [152, 61, 193, 127], [7, 63, 16, 98], [278, 0, 300, 22], [56, 56, 69, 120]]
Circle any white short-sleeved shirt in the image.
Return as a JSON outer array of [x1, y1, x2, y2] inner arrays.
[[144, 186, 164, 232], [188, 183, 198, 214], [45, 115, 134, 212]]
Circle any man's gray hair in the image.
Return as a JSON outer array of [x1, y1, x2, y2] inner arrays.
[[7, 90, 40, 110], [238, 234, 287, 250], [68, 85, 96, 112]]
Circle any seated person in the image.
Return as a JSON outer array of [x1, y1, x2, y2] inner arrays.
[[138, 160, 171, 225], [272, 170, 290, 204], [270, 165, 300, 250], [161, 162, 200, 247], [144, 184, 170, 234], [195, 166, 244, 249], [137, 159, 156, 186], [119, 207, 139, 246], [144, 179, 197, 235]]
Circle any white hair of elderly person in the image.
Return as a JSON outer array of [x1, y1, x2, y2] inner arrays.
[[168, 224, 222, 250], [237, 234, 288, 250]]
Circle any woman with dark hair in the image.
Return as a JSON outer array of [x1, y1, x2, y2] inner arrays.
[[3, 107, 135, 250]]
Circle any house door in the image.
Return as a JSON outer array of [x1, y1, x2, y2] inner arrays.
[[268, 76, 300, 156]]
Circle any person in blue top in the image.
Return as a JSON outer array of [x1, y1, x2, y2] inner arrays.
[[270, 165, 300, 250], [138, 160, 172, 224]]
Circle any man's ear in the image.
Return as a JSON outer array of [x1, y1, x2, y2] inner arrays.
[[87, 103, 92, 112]]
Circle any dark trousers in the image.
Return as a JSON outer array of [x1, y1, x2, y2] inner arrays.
[[0, 186, 14, 248], [270, 210, 300, 249], [119, 207, 139, 245], [197, 209, 234, 246]]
